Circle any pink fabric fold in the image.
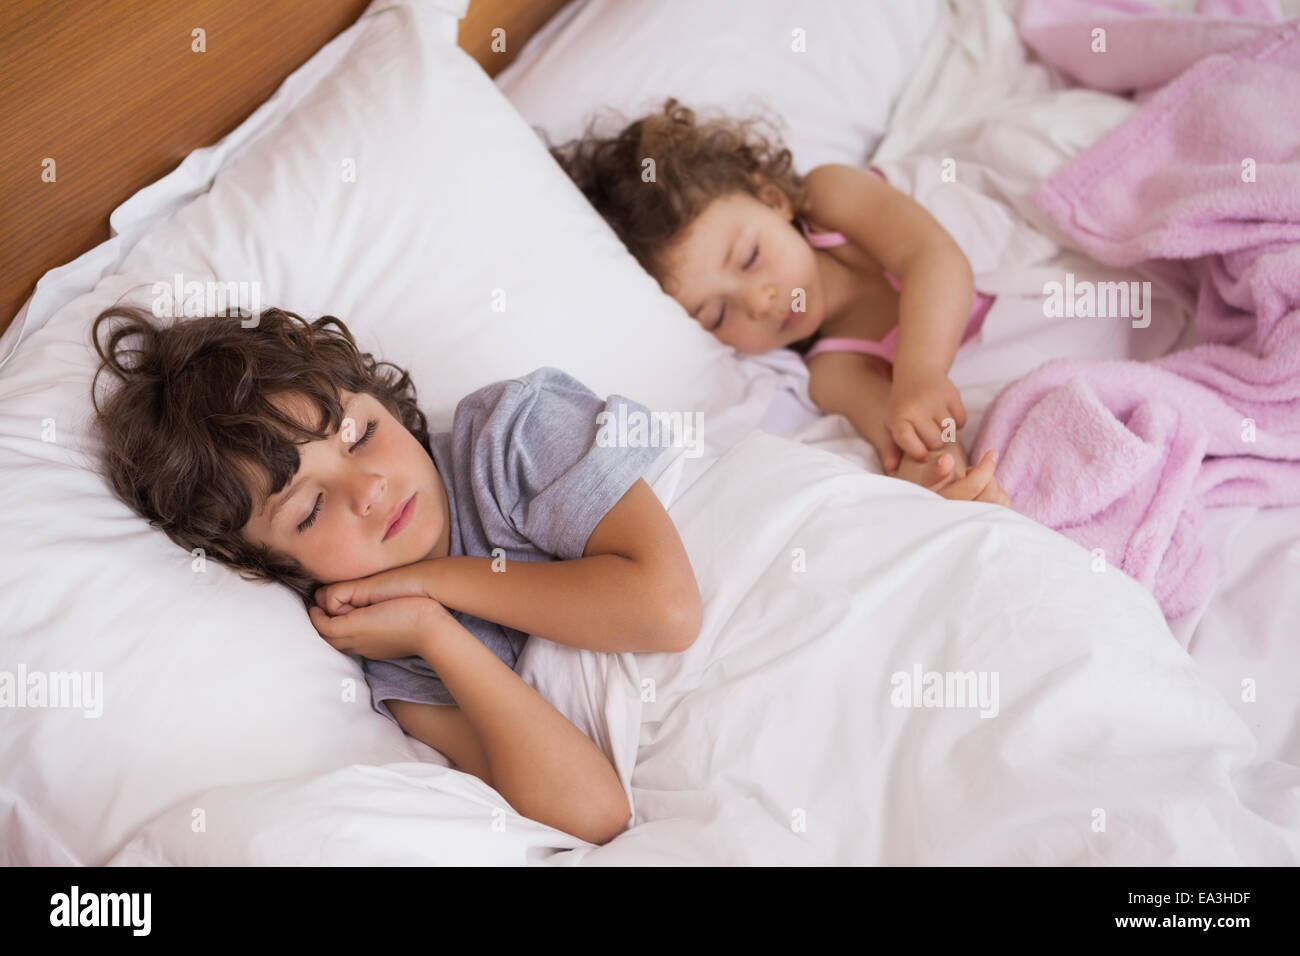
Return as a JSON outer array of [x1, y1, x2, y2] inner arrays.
[[1018, 0, 1285, 96], [972, 12, 1300, 621]]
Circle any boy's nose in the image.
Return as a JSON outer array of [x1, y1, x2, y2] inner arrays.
[[358, 473, 387, 517]]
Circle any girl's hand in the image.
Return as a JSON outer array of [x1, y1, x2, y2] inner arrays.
[[863, 420, 906, 478], [309, 595, 454, 661], [891, 441, 966, 491], [884, 372, 967, 471], [314, 560, 439, 616], [929, 450, 1011, 507]]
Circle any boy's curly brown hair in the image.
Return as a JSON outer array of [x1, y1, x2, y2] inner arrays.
[[547, 97, 809, 285], [89, 304, 430, 608]]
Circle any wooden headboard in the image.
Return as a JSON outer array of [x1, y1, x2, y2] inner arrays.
[[0, 0, 572, 340]]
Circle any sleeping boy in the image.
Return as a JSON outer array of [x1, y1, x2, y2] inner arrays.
[[89, 304, 702, 846]]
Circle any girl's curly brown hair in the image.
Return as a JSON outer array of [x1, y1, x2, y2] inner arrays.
[[547, 97, 809, 285], [90, 304, 430, 609]]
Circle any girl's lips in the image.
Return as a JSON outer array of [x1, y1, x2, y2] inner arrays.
[[780, 308, 799, 332], [383, 492, 416, 541]]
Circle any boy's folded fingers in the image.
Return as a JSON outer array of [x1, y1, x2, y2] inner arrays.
[[319, 578, 390, 613], [309, 605, 362, 652], [315, 583, 353, 613], [309, 604, 340, 637]]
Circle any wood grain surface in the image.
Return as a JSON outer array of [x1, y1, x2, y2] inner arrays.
[[0, 0, 572, 339]]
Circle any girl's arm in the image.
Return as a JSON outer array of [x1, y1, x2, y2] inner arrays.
[[318, 479, 703, 655], [801, 163, 975, 372], [806, 350, 900, 465], [800, 162, 977, 463], [414, 612, 632, 845], [887, 244, 974, 386]]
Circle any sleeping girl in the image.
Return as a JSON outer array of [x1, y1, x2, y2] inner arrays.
[[550, 98, 1009, 506], [89, 304, 703, 846]]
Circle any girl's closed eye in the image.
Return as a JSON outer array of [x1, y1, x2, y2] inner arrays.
[[295, 419, 379, 533], [710, 246, 760, 331]]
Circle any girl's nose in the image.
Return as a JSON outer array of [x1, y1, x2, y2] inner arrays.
[[744, 284, 777, 319]]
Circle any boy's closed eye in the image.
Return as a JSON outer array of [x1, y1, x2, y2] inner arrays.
[[296, 418, 379, 532]]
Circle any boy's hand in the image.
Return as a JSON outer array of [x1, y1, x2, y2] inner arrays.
[[884, 371, 967, 471], [314, 561, 437, 616], [309, 595, 452, 660]]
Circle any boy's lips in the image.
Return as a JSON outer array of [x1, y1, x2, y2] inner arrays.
[[383, 492, 417, 541]]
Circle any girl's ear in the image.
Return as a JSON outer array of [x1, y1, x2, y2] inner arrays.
[[754, 177, 793, 218]]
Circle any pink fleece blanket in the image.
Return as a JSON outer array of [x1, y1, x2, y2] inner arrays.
[[971, 2, 1300, 621]]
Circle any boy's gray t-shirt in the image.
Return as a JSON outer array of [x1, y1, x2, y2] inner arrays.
[[359, 366, 671, 725]]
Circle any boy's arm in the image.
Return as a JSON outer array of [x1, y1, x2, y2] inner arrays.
[[425, 478, 702, 654], [316, 478, 701, 654], [385, 699, 492, 784], [411, 615, 632, 845]]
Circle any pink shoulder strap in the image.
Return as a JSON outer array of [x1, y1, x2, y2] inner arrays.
[[797, 217, 848, 249], [804, 330, 899, 363]]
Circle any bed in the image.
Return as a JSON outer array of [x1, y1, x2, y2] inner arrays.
[[2, 0, 1298, 866]]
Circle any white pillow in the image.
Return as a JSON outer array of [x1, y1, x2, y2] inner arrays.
[[495, 0, 940, 172], [0, 0, 782, 866]]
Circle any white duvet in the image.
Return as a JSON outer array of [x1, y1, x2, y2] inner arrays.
[[109, 428, 1300, 865]]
